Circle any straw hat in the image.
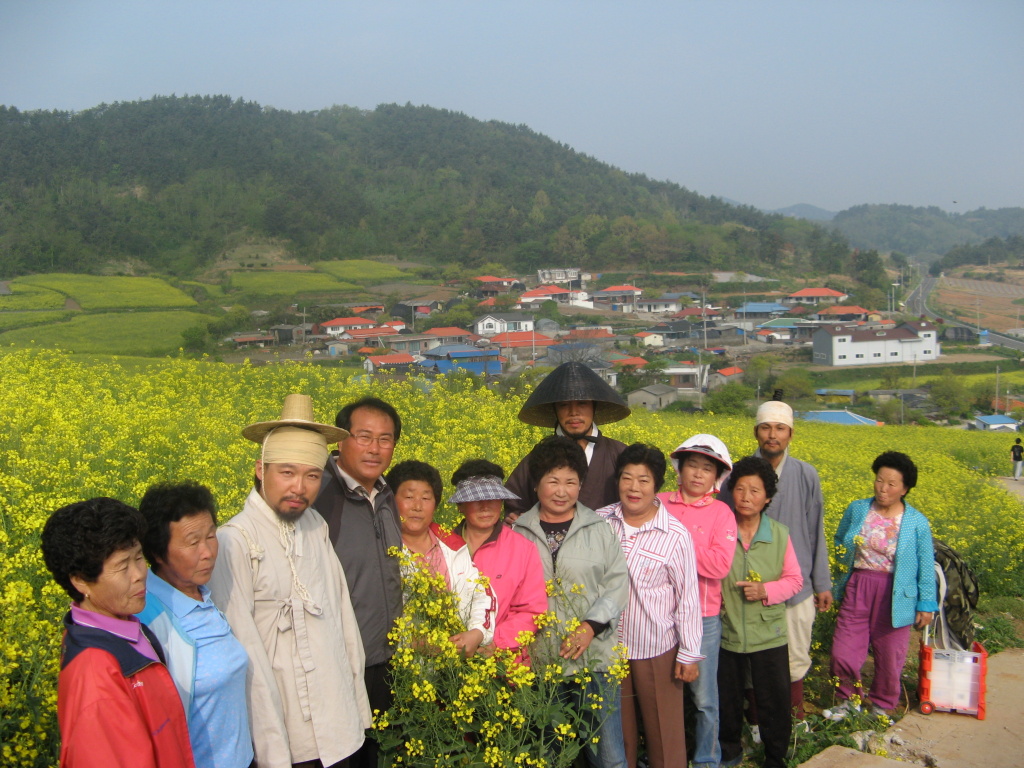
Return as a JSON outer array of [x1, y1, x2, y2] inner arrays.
[[517, 362, 631, 427], [242, 394, 349, 444]]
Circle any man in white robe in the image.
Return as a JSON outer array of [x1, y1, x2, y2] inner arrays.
[[210, 394, 371, 768]]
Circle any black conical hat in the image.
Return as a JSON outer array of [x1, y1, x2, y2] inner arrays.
[[518, 362, 631, 427]]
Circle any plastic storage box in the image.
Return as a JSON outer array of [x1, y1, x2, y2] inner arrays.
[[917, 627, 987, 719]]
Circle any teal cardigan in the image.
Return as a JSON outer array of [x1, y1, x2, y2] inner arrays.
[[833, 497, 938, 629]]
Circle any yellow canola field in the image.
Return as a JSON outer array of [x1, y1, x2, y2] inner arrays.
[[1, 348, 1021, 767]]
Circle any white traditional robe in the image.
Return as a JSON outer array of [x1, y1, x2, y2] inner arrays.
[[209, 489, 371, 768]]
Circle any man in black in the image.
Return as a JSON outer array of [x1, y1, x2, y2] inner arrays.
[[315, 396, 403, 768], [504, 362, 630, 519], [1011, 437, 1023, 480]]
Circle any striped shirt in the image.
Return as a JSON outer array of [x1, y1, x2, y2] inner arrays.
[[597, 501, 704, 664]]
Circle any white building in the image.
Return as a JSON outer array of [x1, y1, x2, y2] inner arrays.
[[473, 313, 535, 338], [812, 321, 940, 367]]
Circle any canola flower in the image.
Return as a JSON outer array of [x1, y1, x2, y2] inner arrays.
[[1, 347, 1023, 767]]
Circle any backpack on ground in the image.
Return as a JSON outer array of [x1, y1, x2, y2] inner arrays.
[[932, 538, 980, 650]]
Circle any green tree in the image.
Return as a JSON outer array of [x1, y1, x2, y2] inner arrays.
[[930, 372, 971, 419], [181, 323, 210, 355], [705, 382, 755, 416], [774, 368, 815, 401]]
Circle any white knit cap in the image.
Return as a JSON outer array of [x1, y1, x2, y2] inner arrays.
[[755, 400, 794, 429]]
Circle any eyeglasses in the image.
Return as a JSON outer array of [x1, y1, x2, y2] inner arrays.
[[349, 432, 396, 449]]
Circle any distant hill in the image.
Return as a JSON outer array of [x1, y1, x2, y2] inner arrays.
[[830, 204, 1024, 261], [0, 95, 858, 283], [771, 204, 836, 222]]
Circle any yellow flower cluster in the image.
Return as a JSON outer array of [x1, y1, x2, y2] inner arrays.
[[2, 347, 1022, 767]]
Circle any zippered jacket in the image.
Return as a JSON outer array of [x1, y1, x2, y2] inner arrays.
[[57, 612, 196, 768]]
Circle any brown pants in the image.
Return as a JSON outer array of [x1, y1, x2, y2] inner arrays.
[[621, 646, 686, 768]]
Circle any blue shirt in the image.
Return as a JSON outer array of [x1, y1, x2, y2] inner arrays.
[[144, 573, 254, 768]]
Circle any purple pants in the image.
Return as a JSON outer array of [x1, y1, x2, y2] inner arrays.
[[831, 569, 912, 710]]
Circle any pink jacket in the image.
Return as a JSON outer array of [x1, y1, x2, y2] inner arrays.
[[464, 524, 548, 652], [658, 492, 737, 618]]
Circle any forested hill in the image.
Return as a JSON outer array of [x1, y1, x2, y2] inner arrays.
[[0, 95, 848, 278], [831, 204, 1024, 261]]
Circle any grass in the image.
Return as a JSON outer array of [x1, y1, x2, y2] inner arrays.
[[0, 311, 73, 332], [0, 311, 215, 355], [17, 274, 197, 310], [314, 259, 410, 283], [227, 271, 356, 296], [0, 282, 67, 310]]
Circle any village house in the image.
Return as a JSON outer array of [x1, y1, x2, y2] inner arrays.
[[784, 287, 850, 306], [812, 321, 940, 367], [474, 313, 535, 338], [319, 316, 377, 337], [627, 384, 679, 412], [707, 366, 744, 390]]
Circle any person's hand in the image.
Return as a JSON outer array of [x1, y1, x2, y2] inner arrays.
[[814, 590, 834, 612], [450, 629, 484, 657], [559, 622, 596, 660], [477, 643, 496, 657], [914, 611, 934, 630], [736, 580, 768, 602], [674, 662, 699, 682]]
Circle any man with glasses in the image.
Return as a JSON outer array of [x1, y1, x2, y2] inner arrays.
[[315, 396, 403, 768]]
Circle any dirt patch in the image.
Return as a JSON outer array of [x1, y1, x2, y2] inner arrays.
[[934, 274, 1024, 333], [64, 297, 81, 310]]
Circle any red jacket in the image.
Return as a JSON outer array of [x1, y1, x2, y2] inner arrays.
[[459, 523, 549, 652], [57, 612, 195, 768]]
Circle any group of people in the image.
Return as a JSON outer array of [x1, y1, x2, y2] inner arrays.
[[41, 362, 939, 768]]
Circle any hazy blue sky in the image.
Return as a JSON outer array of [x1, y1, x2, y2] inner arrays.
[[2, 1, 1021, 213]]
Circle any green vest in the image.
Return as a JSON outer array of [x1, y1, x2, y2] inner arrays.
[[720, 514, 791, 653]]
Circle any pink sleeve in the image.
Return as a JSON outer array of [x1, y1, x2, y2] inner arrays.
[[693, 503, 738, 580], [492, 543, 549, 649], [763, 538, 803, 605]]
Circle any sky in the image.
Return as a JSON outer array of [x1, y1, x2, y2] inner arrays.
[[2, 1, 1021, 214]]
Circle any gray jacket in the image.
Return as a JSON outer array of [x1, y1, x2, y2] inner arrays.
[[315, 455, 403, 667], [718, 451, 831, 606], [513, 503, 628, 672]]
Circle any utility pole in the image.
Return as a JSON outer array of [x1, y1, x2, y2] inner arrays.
[[996, 365, 1001, 413]]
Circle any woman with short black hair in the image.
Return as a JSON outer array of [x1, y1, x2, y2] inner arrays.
[[42, 496, 196, 768], [514, 435, 629, 768], [137, 481, 254, 768], [830, 451, 936, 719]]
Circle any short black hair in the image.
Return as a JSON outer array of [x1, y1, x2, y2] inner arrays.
[[138, 482, 218, 567], [386, 460, 443, 505], [335, 397, 402, 441], [527, 435, 588, 484], [451, 459, 505, 486], [615, 443, 668, 491], [41, 498, 146, 603], [872, 451, 918, 497], [726, 456, 779, 503]]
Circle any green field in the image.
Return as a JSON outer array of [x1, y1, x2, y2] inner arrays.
[[17, 274, 197, 310], [314, 259, 410, 283], [0, 282, 68, 310], [228, 271, 357, 296], [180, 280, 228, 299], [0, 311, 73, 332], [0, 311, 215, 355]]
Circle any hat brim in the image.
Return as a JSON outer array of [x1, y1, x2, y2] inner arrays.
[[670, 446, 731, 473], [518, 362, 630, 427], [242, 419, 349, 445]]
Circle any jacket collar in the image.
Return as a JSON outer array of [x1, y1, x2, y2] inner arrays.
[[62, 611, 164, 676]]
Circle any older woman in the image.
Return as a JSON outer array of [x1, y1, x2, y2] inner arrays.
[[513, 435, 629, 768], [41, 497, 195, 768], [719, 457, 802, 768], [449, 459, 548, 657], [136, 482, 254, 768], [387, 459, 496, 656], [830, 451, 937, 718], [597, 443, 702, 768], [657, 434, 734, 768]]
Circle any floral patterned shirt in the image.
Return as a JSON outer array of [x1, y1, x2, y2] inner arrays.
[[853, 507, 903, 573]]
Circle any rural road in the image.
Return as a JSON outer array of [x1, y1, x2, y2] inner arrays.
[[908, 276, 1024, 353]]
